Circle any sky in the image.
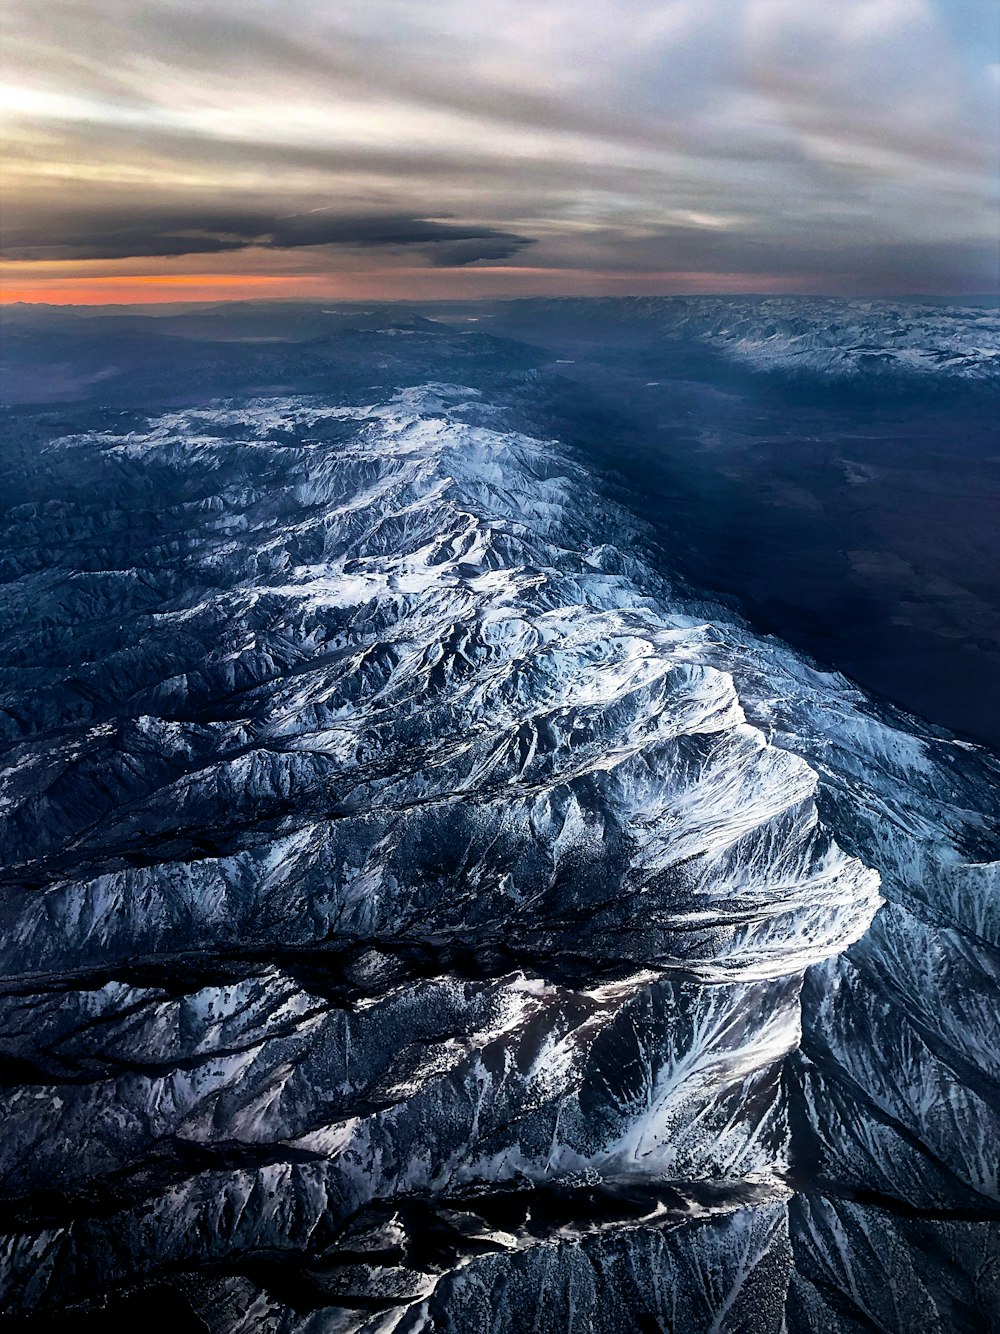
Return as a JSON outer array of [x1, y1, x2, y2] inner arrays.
[[1, 0, 998, 303]]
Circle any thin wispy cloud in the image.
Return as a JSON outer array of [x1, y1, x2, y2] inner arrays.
[[1, 0, 996, 299]]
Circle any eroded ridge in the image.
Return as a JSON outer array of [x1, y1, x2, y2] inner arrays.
[[0, 386, 997, 1331]]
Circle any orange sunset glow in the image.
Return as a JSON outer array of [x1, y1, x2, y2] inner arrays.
[[0, 268, 829, 307]]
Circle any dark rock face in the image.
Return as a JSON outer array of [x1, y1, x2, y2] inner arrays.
[[0, 383, 997, 1331]]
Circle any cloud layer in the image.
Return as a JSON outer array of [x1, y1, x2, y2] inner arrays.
[[1, 0, 997, 297], [2, 207, 534, 265]]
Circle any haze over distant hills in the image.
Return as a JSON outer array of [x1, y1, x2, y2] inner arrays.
[[4, 295, 999, 747]]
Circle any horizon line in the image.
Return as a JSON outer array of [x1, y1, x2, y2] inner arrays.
[[4, 290, 998, 312]]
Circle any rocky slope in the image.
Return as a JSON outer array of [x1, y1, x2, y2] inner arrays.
[[0, 384, 997, 1330]]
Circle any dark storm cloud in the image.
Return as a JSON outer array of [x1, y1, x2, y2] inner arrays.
[[1, 209, 535, 266]]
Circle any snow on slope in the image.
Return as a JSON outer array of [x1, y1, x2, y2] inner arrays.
[[0, 384, 997, 1331], [502, 296, 1000, 381]]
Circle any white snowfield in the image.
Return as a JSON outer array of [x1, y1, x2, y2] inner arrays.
[[0, 384, 997, 1331]]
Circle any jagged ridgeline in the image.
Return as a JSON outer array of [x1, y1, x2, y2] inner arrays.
[[0, 384, 998, 1332]]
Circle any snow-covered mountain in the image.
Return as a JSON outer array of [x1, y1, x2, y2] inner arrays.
[[0, 383, 997, 1331], [493, 295, 1000, 382], [690, 298, 1000, 380]]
